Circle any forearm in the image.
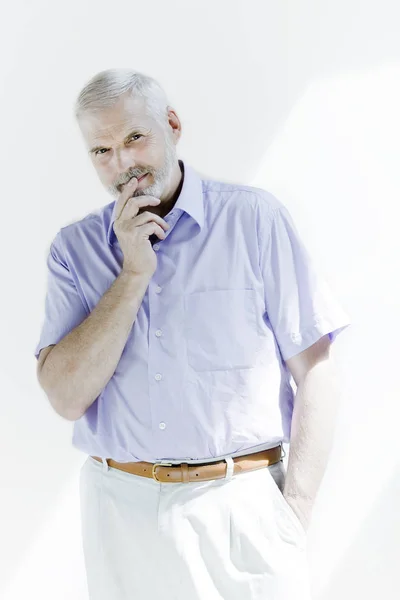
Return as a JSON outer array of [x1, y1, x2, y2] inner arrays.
[[283, 359, 342, 504], [40, 270, 151, 421]]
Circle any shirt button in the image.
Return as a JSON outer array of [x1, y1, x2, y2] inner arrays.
[[159, 422, 166, 430], [153, 244, 160, 251], [155, 286, 162, 293], [155, 330, 162, 337], [155, 373, 162, 381]]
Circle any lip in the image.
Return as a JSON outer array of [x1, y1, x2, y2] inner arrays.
[[120, 173, 148, 192]]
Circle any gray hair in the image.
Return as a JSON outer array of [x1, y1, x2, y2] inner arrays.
[[74, 68, 171, 132]]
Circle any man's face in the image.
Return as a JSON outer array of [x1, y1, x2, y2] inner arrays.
[[79, 94, 179, 200]]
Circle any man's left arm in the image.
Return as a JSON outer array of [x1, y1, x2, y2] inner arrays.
[[283, 333, 342, 531]]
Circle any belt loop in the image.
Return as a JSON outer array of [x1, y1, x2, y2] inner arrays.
[[102, 458, 109, 472], [280, 442, 286, 459], [224, 456, 234, 480]]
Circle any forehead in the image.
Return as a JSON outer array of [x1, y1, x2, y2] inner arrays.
[[79, 94, 152, 145]]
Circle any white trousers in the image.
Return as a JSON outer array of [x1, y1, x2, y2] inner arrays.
[[79, 454, 311, 600]]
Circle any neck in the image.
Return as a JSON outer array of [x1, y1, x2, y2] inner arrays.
[[157, 160, 184, 218]]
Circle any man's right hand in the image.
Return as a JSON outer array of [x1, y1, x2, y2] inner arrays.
[[113, 177, 170, 277]]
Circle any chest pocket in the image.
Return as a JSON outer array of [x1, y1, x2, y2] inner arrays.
[[184, 288, 262, 372]]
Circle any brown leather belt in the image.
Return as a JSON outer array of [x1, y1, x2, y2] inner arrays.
[[91, 444, 282, 483]]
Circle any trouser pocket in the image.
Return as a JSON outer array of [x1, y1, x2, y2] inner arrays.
[[266, 460, 307, 539]]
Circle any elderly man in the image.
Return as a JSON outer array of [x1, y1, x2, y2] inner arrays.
[[35, 68, 351, 600]]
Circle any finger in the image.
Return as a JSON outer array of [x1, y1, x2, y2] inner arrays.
[[133, 211, 170, 231], [141, 221, 167, 240], [115, 196, 161, 223], [115, 177, 139, 220], [121, 176, 139, 200]]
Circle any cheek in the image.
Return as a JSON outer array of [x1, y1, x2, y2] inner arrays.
[[146, 136, 162, 157], [95, 164, 113, 183]]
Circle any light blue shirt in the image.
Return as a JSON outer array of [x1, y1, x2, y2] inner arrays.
[[35, 159, 351, 463]]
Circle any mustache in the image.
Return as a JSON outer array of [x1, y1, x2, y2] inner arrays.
[[114, 170, 151, 189]]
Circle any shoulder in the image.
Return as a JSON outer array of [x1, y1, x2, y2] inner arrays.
[[57, 200, 113, 249], [201, 176, 283, 215]]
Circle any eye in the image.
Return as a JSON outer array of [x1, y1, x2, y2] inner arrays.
[[94, 135, 143, 156]]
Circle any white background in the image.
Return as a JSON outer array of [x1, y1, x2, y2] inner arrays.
[[1, 1, 399, 598]]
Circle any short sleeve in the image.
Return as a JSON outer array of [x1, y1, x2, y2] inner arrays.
[[258, 201, 351, 362], [34, 231, 88, 360]]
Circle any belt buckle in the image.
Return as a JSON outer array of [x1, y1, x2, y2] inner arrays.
[[152, 461, 173, 482]]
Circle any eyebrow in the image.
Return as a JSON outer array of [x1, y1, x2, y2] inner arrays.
[[88, 129, 145, 155]]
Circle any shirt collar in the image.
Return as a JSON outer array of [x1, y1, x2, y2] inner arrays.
[[106, 159, 204, 246]]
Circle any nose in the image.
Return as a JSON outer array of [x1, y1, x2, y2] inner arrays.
[[114, 146, 138, 174]]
